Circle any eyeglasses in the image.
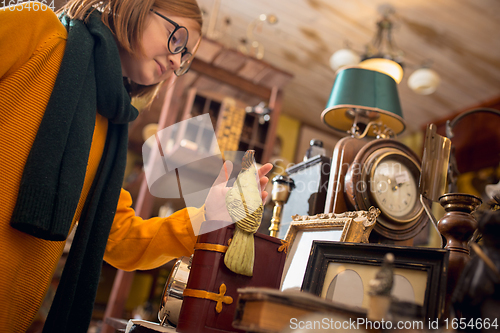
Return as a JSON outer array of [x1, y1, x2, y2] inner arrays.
[[176, 36, 202, 76], [175, 49, 193, 76], [151, 9, 200, 76], [151, 9, 189, 55]]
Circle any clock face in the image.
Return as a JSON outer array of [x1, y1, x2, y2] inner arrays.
[[343, 139, 429, 241], [371, 158, 418, 220]]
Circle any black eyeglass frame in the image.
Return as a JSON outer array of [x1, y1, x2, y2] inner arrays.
[[150, 9, 189, 55], [174, 50, 193, 76]]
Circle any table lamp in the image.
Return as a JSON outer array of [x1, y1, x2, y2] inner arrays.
[[321, 66, 405, 138]]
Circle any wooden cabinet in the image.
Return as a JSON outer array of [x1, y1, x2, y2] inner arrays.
[[240, 113, 268, 163], [181, 90, 271, 164]]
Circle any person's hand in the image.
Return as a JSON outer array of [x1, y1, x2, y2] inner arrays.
[[257, 162, 273, 202], [205, 161, 273, 221]]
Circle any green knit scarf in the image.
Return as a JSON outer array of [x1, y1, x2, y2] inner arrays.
[[10, 10, 138, 333]]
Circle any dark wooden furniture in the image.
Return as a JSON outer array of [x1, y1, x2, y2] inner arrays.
[[437, 193, 482, 318], [426, 97, 500, 175]]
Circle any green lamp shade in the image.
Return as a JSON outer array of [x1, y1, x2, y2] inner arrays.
[[321, 67, 406, 136]]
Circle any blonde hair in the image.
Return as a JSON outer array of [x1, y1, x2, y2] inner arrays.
[[57, 0, 202, 99]]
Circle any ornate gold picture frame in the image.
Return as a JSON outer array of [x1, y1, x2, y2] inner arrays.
[[280, 207, 379, 292]]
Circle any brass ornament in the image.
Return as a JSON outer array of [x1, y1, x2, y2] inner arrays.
[[288, 207, 380, 245], [183, 283, 233, 313], [194, 243, 228, 253]]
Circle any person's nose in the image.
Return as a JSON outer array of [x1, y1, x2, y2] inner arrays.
[[167, 52, 182, 71]]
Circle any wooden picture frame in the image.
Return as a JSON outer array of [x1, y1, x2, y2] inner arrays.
[[280, 208, 379, 292], [302, 241, 449, 320]]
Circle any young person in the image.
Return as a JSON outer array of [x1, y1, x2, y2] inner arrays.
[[0, 0, 272, 332]]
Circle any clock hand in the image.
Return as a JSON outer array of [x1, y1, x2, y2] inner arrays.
[[390, 178, 400, 191], [392, 180, 406, 191]]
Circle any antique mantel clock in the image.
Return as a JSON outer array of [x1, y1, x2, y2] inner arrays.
[[322, 67, 429, 243]]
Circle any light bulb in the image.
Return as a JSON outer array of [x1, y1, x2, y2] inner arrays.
[[358, 58, 403, 84], [407, 68, 440, 95], [329, 49, 360, 71]]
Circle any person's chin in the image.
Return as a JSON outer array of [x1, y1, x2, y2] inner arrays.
[[130, 69, 172, 86], [144, 71, 170, 85], [132, 74, 158, 86]]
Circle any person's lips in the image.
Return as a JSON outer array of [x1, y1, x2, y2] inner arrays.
[[156, 60, 166, 76]]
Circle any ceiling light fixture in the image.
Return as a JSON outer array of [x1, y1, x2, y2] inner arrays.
[[245, 101, 272, 124], [329, 4, 440, 95], [238, 13, 278, 60]]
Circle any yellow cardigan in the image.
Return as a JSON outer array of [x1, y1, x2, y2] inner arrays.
[[0, 4, 200, 331]]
